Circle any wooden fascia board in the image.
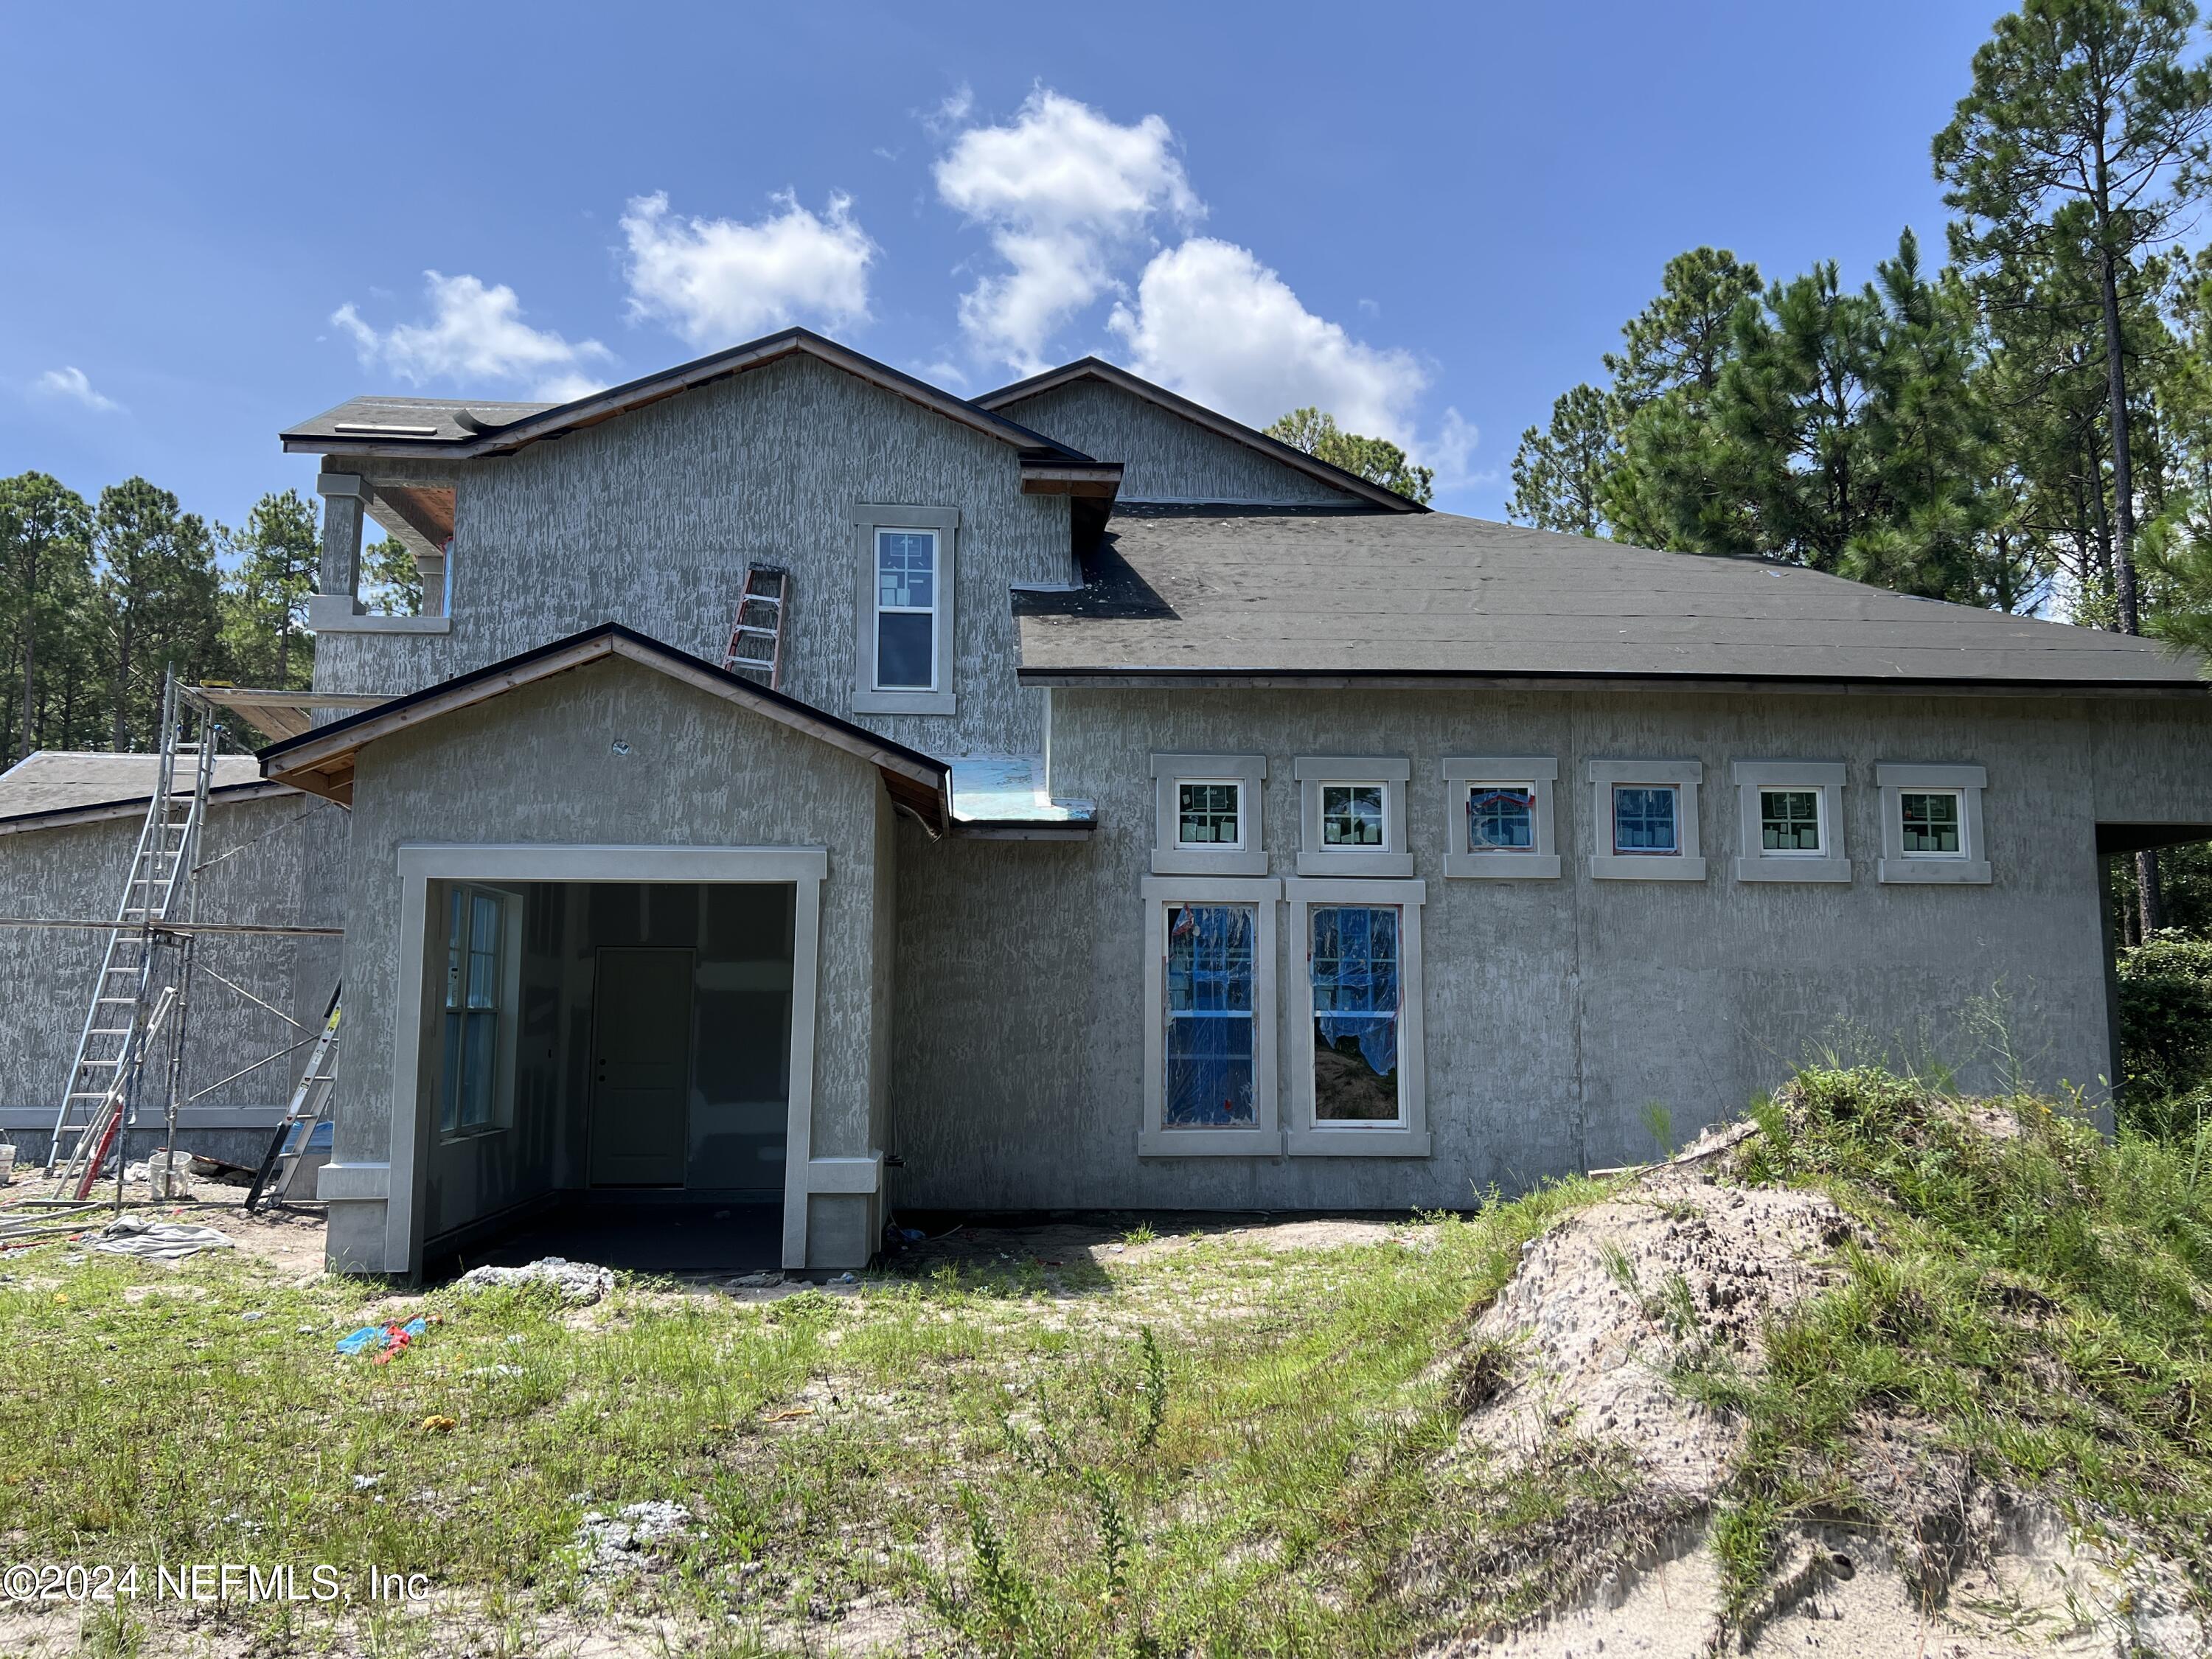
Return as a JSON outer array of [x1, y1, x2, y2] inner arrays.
[[260, 632, 951, 827], [1020, 461, 1124, 497], [285, 335, 1083, 466]]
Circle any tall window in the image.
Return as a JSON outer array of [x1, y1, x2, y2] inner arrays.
[[1759, 789, 1822, 853], [441, 886, 507, 1133], [1164, 903, 1256, 1126], [1310, 905, 1402, 1122], [1176, 782, 1243, 848], [1899, 790, 1963, 856], [1320, 783, 1385, 846], [1467, 785, 1535, 852], [874, 529, 937, 691], [1613, 785, 1679, 855]]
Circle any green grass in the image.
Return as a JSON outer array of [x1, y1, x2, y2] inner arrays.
[[0, 1182, 1613, 1657], [1691, 1067, 2212, 1622]]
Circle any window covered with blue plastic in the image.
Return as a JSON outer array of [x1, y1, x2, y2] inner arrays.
[[1613, 785, 1678, 853], [1310, 905, 1400, 1121], [1467, 785, 1534, 851], [1164, 903, 1256, 1126]]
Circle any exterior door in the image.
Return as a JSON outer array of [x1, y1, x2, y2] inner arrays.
[[588, 948, 694, 1186]]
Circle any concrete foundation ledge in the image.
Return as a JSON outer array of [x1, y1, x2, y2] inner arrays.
[[316, 1161, 392, 1201]]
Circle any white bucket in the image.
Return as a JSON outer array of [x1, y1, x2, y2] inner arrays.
[[0, 1144, 15, 1186]]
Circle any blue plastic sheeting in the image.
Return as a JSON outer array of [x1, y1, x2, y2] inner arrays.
[[1613, 786, 1678, 852], [1312, 905, 1400, 1089], [1467, 787, 1534, 850], [1164, 903, 1256, 1126]]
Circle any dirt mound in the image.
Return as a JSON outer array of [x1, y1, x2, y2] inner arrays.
[[1431, 1127, 2208, 1658]]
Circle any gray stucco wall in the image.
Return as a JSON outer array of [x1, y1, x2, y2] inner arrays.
[[328, 653, 892, 1272], [316, 355, 1075, 761], [888, 688, 2212, 1212], [995, 379, 1363, 506], [0, 794, 323, 1144]]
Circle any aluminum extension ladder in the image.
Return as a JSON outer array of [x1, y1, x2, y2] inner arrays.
[[45, 674, 217, 1178], [244, 992, 341, 1213], [722, 564, 790, 688]]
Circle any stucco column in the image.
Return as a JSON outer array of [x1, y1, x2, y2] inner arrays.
[[312, 472, 368, 625]]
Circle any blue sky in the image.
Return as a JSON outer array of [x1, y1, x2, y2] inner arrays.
[[1, 1, 2012, 531]]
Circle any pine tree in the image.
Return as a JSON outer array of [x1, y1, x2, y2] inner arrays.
[[0, 472, 93, 767], [220, 489, 319, 689], [1264, 408, 1435, 504], [1508, 384, 1617, 537], [94, 479, 226, 749]]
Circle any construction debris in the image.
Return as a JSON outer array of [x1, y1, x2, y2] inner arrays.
[[575, 1500, 691, 1579], [87, 1216, 235, 1261], [456, 1256, 614, 1305]]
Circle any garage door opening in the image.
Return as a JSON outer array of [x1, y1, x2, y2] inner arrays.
[[416, 877, 799, 1275]]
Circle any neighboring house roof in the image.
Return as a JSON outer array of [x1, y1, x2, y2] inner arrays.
[[1013, 508, 2210, 695], [257, 623, 958, 833], [283, 328, 1122, 498], [975, 358, 1430, 516], [0, 751, 294, 837]]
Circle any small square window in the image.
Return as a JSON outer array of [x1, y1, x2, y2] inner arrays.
[[1320, 783, 1385, 847], [1176, 782, 1242, 848], [1467, 785, 1535, 852], [1899, 790, 1963, 857], [1759, 789, 1821, 853], [1613, 785, 1679, 855]]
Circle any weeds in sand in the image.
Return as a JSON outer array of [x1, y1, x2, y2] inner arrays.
[[1641, 1101, 1677, 1157], [1708, 1065, 2212, 1625]]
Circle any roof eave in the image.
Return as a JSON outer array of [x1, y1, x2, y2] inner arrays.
[[1012, 664, 2212, 699]]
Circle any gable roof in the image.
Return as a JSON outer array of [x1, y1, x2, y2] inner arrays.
[[282, 329, 1120, 499], [0, 751, 294, 838], [1015, 508, 2210, 695], [975, 358, 1429, 515], [258, 624, 954, 832]]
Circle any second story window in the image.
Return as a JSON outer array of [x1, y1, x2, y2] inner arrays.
[[874, 529, 938, 691]]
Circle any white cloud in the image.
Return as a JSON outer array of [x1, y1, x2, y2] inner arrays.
[[923, 83, 974, 136], [333, 271, 611, 400], [935, 89, 1200, 374], [1107, 238, 1426, 444], [32, 366, 119, 413], [1428, 408, 1482, 490], [619, 190, 875, 349]]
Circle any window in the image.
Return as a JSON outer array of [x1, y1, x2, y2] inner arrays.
[[1899, 790, 1962, 856], [1443, 757, 1561, 879], [1613, 785, 1678, 854], [1587, 759, 1705, 880], [1470, 787, 1534, 851], [1164, 903, 1257, 1126], [1321, 783, 1385, 846], [439, 884, 512, 1135], [1294, 757, 1412, 877], [1310, 905, 1402, 1122], [851, 504, 959, 715], [1761, 790, 1821, 852], [1876, 763, 1991, 884], [1285, 877, 1430, 1155], [873, 529, 936, 690], [1141, 875, 1280, 1155], [1730, 762, 1848, 883], [1150, 754, 1267, 876], [1176, 782, 1244, 849]]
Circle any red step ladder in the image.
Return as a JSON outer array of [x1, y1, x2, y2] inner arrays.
[[723, 565, 790, 689]]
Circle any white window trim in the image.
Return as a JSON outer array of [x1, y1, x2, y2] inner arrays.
[[851, 504, 959, 716], [1442, 756, 1561, 879], [1284, 877, 1429, 1158], [1150, 753, 1267, 876], [1731, 761, 1849, 883], [1877, 762, 1991, 884], [434, 883, 524, 1141], [1587, 759, 1705, 881], [1139, 875, 1281, 1158], [1294, 756, 1413, 877]]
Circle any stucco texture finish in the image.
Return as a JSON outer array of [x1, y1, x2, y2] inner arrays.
[[0, 793, 325, 1113], [316, 355, 1074, 761], [889, 689, 2212, 1210], [330, 653, 893, 1270], [994, 378, 1361, 506]]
